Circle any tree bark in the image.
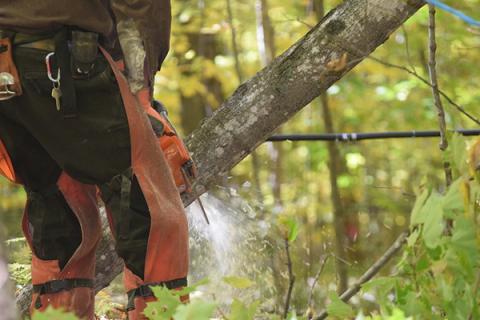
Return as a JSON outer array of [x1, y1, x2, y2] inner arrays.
[[17, 0, 425, 313], [256, 0, 283, 208]]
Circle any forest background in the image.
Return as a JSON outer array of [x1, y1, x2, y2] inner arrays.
[[1, 0, 480, 319]]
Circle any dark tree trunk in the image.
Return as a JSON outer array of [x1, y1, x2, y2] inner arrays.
[[179, 32, 224, 134]]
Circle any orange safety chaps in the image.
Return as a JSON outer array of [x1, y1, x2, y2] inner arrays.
[[101, 48, 189, 319], [0, 49, 189, 319], [0, 151, 100, 318], [25, 173, 101, 318]]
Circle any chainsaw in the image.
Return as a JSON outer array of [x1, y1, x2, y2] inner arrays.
[[152, 100, 210, 224]]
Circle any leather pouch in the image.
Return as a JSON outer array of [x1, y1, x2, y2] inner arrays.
[[0, 37, 22, 100]]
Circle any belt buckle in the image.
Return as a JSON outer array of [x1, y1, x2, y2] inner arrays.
[[0, 72, 17, 101]]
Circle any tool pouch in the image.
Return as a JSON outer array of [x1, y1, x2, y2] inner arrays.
[[0, 37, 22, 100], [71, 31, 99, 76]]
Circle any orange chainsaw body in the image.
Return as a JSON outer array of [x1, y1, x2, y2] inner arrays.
[[151, 102, 197, 194]]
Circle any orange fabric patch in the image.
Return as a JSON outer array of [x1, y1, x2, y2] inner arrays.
[[0, 139, 15, 182]]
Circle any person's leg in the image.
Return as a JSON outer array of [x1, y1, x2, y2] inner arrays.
[[0, 114, 100, 319], [6, 45, 188, 318], [100, 52, 189, 319]]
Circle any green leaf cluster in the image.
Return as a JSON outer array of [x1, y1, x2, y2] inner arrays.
[[364, 137, 480, 319]]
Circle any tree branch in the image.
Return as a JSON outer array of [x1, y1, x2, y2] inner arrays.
[[283, 237, 295, 319], [307, 255, 329, 312], [368, 56, 480, 126], [427, 4, 453, 186], [315, 231, 409, 320]]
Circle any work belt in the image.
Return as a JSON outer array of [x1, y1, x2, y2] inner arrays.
[[33, 278, 94, 309], [0, 28, 100, 118], [126, 278, 188, 311]]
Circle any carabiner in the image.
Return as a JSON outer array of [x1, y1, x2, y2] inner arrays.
[[45, 52, 61, 83]]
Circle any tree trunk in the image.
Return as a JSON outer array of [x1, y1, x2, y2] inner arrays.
[[314, 0, 349, 295], [17, 0, 425, 313], [179, 32, 224, 135], [320, 94, 349, 294]]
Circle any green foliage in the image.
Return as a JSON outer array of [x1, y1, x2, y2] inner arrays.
[[278, 217, 300, 242], [222, 276, 255, 289], [7, 237, 32, 286], [31, 307, 78, 320], [228, 299, 260, 320], [144, 281, 263, 320], [173, 300, 217, 320], [143, 286, 184, 320], [144, 279, 213, 320], [326, 292, 354, 319], [8, 263, 30, 286], [365, 134, 480, 319], [362, 308, 412, 320]]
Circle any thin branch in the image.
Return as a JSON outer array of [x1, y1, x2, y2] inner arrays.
[[283, 237, 296, 319], [330, 253, 352, 267], [226, 0, 244, 82], [315, 231, 409, 320], [401, 25, 417, 74], [368, 56, 480, 126], [308, 255, 330, 310], [428, 4, 453, 186], [278, 14, 315, 29]]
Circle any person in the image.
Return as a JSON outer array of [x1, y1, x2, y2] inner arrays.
[[0, 1, 189, 319]]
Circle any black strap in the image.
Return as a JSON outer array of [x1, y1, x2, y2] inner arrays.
[[126, 278, 188, 311], [54, 28, 77, 118], [33, 278, 94, 309]]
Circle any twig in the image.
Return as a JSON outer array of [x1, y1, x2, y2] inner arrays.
[[308, 255, 330, 310], [401, 25, 417, 74], [428, 4, 453, 186], [315, 231, 409, 320], [368, 56, 480, 126], [279, 14, 315, 29], [330, 253, 352, 267], [283, 237, 296, 319]]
